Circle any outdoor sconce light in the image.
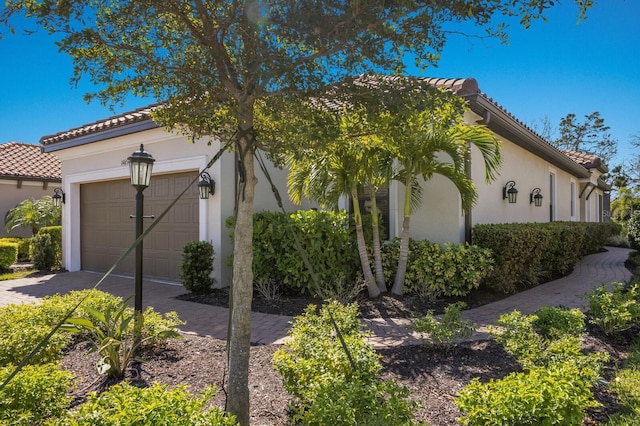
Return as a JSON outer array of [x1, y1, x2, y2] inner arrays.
[[52, 188, 65, 207], [530, 188, 543, 207], [198, 171, 215, 199], [502, 180, 518, 204]]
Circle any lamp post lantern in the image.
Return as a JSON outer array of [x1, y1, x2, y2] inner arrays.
[[128, 144, 155, 326]]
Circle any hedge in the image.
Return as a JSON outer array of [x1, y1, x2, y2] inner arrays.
[[0, 242, 19, 270], [0, 237, 30, 261], [474, 221, 616, 293]]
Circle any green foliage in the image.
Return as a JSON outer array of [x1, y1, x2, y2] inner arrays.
[[381, 239, 493, 298], [179, 240, 215, 295], [458, 309, 607, 425], [456, 362, 600, 426], [474, 222, 614, 293], [0, 363, 73, 424], [628, 211, 640, 250], [0, 242, 18, 270], [272, 301, 418, 425], [411, 302, 475, 349], [0, 237, 30, 261], [228, 210, 359, 295], [586, 282, 640, 334], [61, 297, 182, 378], [611, 369, 640, 416], [38, 226, 62, 268], [56, 382, 236, 425], [30, 233, 56, 271], [533, 306, 585, 340], [3, 197, 61, 236]]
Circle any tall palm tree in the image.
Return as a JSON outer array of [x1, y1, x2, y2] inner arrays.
[[4, 196, 61, 236], [388, 113, 502, 295]]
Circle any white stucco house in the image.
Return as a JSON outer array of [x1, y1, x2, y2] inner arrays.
[[0, 142, 62, 238], [40, 77, 610, 286]]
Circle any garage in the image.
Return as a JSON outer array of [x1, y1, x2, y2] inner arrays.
[[80, 171, 199, 282]]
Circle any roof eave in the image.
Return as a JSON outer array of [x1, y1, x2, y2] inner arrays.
[[463, 93, 591, 179]]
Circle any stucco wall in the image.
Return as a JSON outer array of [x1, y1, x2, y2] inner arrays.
[[0, 179, 56, 238]]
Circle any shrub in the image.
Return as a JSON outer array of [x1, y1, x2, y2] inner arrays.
[[539, 223, 583, 279], [629, 211, 640, 250], [586, 282, 640, 334], [611, 369, 640, 415], [381, 239, 493, 298], [56, 382, 236, 425], [0, 363, 73, 424], [456, 361, 599, 426], [38, 226, 62, 269], [228, 210, 359, 295], [533, 306, 585, 339], [606, 234, 630, 248], [0, 242, 18, 270], [0, 237, 30, 261], [272, 301, 418, 425], [411, 302, 476, 350], [30, 233, 56, 271], [180, 240, 215, 294]]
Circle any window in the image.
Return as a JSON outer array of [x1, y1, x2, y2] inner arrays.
[[570, 182, 576, 219], [549, 172, 556, 221]]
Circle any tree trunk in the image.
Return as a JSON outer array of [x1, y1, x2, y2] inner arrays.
[[391, 180, 413, 295], [352, 190, 380, 298], [227, 113, 256, 426], [369, 190, 386, 292]]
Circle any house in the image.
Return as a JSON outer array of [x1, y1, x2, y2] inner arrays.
[[40, 77, 610, 286], [0, 142, 62, 238]]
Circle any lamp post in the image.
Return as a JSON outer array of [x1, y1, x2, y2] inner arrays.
[[127, 144, 155, 328]]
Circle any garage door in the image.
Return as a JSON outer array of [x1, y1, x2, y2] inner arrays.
[[80, 171, 199, 282]]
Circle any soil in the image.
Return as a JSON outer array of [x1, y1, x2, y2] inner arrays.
[[60, 290, 636, 425]]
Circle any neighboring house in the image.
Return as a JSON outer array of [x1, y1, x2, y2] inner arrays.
[[40, 77, 610, 286], [0, 142, 62, 238]]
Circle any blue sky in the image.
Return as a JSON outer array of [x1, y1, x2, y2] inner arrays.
[[1, 1, 638, 167]]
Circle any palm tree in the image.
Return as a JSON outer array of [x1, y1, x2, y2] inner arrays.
[[383, 94, 502, 295], [287, 139, 382, 298], [4, 196, 61, 236]]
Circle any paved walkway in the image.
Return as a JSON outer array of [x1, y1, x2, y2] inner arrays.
[[0, 246, 632, 348]]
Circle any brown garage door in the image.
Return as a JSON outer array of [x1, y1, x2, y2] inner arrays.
[[80, 172, 199, 282]]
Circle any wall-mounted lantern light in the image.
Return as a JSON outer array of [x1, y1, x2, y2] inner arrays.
[[52, 188, 65, 207], [198, 171, 215, 199], [502, 180, 518, 204], [530, 187, 543, 207]]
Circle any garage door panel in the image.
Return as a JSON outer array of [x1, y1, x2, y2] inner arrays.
[[81, 171, 199, 282]]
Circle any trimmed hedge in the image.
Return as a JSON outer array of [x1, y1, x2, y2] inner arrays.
[[0, 237, 30, 261], [0, 242, 19, 270], [474, 222, 615, 293], [227, 210, 359, 295]]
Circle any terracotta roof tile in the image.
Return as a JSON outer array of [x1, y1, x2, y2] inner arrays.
[[0, 142, 61, 180], [40, 104, 160, 146], [562, 150, 602, 169]]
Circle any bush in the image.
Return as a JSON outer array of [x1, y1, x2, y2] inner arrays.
[[30, 233, 56, 271], [474, 222, 614, 293], [56, 382, 236, 425], [272, 301, 418, 425], [37, 226, 62, 269], [180, 241, 215, 294], [611, 368, 640, 415], [411, 302, 476, 350], [381, 239, 493, 298], [0, 237, 30, 261], [456, 362, 599, 426], [533, 306, 585, 340], [629, 211, 640, 250], [0, 363, 73, 424], [228, 210, 359, 295], [586, 282, 640, 334], [0, 242, 18, 270]]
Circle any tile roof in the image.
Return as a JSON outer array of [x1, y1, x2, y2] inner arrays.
[[40, 104, 160, 146], [562, 150, 603, 169], [0, 142, 61, 181]]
